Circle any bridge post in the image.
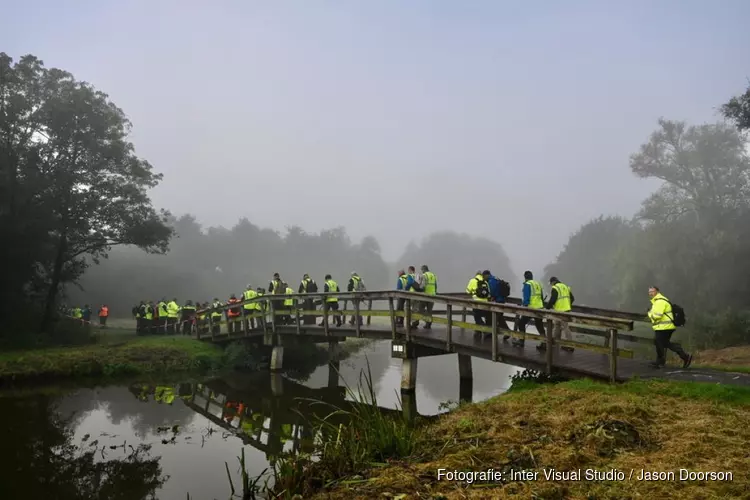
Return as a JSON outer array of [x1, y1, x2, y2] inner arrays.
[[270, 301, 277, 334], [295, 299, 301, 334], [270, 346, 284, 371], [323, 301, 330, 335], [461, 307, 467, 332], [446, 304, 453, 350], [388, 297, 397, 339], [608, 328, 618, 383], [491, 307, 498, 361], [401, 391, 417, 424], [401, 358, 417, 392], [270, 372, 284, 396], [545, 318, 554, 374], [458, 353, 473, 381], [354, 299, 361, 337], [366, 299, 373, 325], [405, 300, 412, 340]]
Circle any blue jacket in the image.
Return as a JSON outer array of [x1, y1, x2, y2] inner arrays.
[[522, 282, 531, 306], [396, 276, 405, 290], [487, 275, 505, 303]]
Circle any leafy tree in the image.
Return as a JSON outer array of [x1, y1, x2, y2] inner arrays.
[[543, 216, 639, 308], [721, 83, 750, 131], [0, 53, 173, 332]]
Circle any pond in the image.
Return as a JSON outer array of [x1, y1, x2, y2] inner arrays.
[[0, 340, 520, 499]]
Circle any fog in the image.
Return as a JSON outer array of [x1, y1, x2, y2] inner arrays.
[[5, 1, 748, 271]]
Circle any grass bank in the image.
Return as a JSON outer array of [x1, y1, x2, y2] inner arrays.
[[0, 336, 224, 386], [273, 377, 750, 499]]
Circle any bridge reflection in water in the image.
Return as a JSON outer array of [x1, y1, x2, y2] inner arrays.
[[181, 367, 434, 464]]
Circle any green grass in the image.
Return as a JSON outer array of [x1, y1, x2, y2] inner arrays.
[[305, 377, 750, 500], [0, 335, 224, 385]]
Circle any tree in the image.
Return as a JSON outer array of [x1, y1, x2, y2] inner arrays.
[[543, 216, 639, 308], [721, 84, 750, 131], [0, 53, 173, 332], [629, 118, 750, 225]]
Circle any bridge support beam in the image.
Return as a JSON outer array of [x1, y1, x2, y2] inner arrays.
[[270, 373, 284, 396], [328, 340, 341, 359], [328, 360, 340, 389], [270, 346, 284, 371], [401, 358, 418, 392], [457, 354, 474, 403], [401, 390, 417, 424]]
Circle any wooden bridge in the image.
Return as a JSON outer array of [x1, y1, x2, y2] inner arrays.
[[191, 289, 666, 390]]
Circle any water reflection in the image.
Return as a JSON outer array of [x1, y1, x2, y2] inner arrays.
[[0, 340, 521, 499]]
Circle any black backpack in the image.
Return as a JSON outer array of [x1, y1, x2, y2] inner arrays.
[[670, 303, 686, 327], [307, 280, 318, 293], [499, 279, 511, 298], [657, 298, 686, 327], [476, 279, 490, 299]]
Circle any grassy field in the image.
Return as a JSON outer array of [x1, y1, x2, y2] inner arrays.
[[0, 335, 224, 385], [298, 378, 750, 499]]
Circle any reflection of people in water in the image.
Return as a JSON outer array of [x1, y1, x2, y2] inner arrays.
[[223, 401, 245, 424], [154, 386, 175, 405]]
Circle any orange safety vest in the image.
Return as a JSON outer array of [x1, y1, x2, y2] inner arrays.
[[227, 298, 241, 317], [99, 306, 109, 317]]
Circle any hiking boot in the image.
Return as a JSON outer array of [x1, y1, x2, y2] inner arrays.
[[683, 354, 693, 369], [512, 340, 525, 348], [649, 362, 663, 369], [503, 335, 510, 341], [423, 324, 432, 329], [410, 322, 419, 329]]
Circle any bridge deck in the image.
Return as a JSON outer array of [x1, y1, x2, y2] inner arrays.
[[197, 322, 665, 382]]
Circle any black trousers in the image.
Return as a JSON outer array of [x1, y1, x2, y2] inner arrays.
[[321, 302, 342, 326], [472, 308, 491, 333], [302, 299, 316, 325], [654, 329, 688, 365], [518, 316, 546, 336]]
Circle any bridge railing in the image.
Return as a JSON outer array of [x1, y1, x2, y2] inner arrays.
[[196, 289, 640, 382]]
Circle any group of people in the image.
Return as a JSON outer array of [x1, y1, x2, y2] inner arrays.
[[129, 272, 368, 336], [111, 264, 691, 370], [62, 304, 109, 327]]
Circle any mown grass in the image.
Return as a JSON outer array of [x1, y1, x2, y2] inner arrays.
[[0, 336, 225, 385], [274, 377, 750, 500]]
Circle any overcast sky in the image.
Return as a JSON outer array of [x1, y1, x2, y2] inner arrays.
[[4, 0, 749, 272]]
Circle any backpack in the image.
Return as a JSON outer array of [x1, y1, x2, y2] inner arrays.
[[657, 298, 686, 327], [307, 280, 318, 293], [499, 279, 511, 298], [670, 303, 686, 327], [355, 279, 366, 292], [476, 279, 490, 299]]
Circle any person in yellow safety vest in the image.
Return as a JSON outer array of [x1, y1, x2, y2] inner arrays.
[[298, 274, 318, 325], [268, 272, 285, 325], [319, 274, 342, 327], [395, 270, 408, 326], [72, 306, 83, 319], [514, 271, 547, 347], [157, 298, 168, 333], [143, 301, 154, 335], [154, 385, 175, 405], [166, 298, 180, 334], [411, 265, 437, 330], [255, 288, 267, 330], [281, 282, 295, 325], [538, 277, 575, 352], [210, 298, 223, 334], [466, 270, 491, 336], [347, 272, 366, 326], [648, 286, 692, 369], [243, 285, 258, 331]]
